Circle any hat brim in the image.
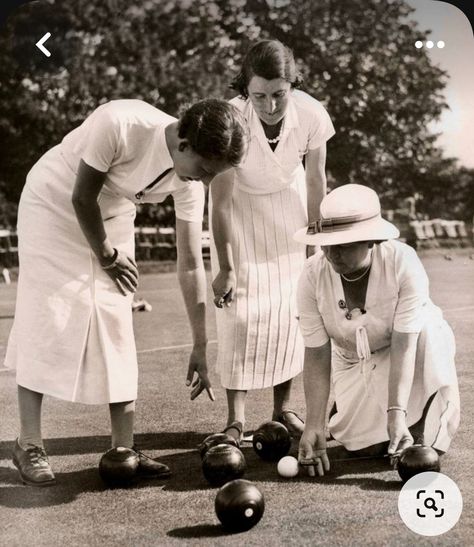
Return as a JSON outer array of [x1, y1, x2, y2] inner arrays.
[[293, 218, 400, 246]]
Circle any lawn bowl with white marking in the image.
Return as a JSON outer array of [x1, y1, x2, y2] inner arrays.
[[215, 479, 265, 532], [277, 455, 299, 478], [253, 421, 292, 461]]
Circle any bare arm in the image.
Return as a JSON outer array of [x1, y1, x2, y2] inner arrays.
[[72, 160, 113, 261], [305, 144, 327, 224], [387, 330, 418, 454], [72, 159, 138, 295], [175, 217, 214, 401], [303, 342, 332, 429], [298, 340, 332, 476], [210, 169, 236, 307], [304, 145, 328, 258]]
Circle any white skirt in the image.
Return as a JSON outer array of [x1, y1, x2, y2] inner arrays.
[[210, 178, 307, 390], [329, 312, 460, 452], [4, 146, 138, 404]]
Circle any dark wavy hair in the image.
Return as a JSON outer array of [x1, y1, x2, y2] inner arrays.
[[178, 99, 248, 166], [230, 40, 303, 99]]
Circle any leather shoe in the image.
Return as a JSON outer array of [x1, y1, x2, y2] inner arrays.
[[273, 410, 305, 438], [12, 439, 56, 487], [222, 421, 244, 445], [132, 446, 171, 479]]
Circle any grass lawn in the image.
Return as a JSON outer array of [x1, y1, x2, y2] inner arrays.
[[0, 249, 473, 546]]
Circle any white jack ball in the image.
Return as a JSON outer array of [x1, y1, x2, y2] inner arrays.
[[277, 455, 299, 478]]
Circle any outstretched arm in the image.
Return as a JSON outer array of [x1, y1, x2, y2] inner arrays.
[[210, 169, 236, 307], [304, 144, 327, 257], [387, 330, 418, 454], [298, 340, 332, 476], [175, 217, 214, 401]]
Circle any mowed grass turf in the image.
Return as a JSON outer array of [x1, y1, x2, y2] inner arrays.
[[0, 250, 473, 546]]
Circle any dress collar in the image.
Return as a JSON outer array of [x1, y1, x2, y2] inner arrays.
[[282, 92, 299, 131]]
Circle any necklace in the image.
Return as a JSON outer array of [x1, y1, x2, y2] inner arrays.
[[341, 264, 371, 283], [341, 253, 373, 282], [265, 120, 283, 144]]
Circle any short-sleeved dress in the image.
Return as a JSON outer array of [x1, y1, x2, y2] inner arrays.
[[210, 90, 335, 390], [4, 100, 205, 405], [297, 240, 460, 452]]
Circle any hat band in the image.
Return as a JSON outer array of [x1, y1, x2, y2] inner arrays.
[[307, 212, 380, 235]]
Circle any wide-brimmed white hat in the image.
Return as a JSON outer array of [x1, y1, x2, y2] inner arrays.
[[294, 184, 399, 246]]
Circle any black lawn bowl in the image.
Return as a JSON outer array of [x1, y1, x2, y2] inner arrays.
[[215, 479, 265, 532], [396, 445, 441, 482], [252, 421, 291, 461], [98, 447, 139, 487], [198, 433, 240, 459], [202, 443, 246, 487]]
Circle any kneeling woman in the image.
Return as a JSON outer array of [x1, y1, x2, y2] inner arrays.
[[294, 184, 460, 476]]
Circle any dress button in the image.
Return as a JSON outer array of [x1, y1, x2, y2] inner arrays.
[[338, 299, 346, 309]]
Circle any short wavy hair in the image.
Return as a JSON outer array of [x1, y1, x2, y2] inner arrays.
[[178, 99, 248, 166], [230, 39, 303, 99]]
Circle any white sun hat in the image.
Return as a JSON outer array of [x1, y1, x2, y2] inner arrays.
[[294, 184, 400, 246]]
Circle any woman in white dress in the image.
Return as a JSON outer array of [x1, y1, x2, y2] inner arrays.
[[210, 40, 335, 441], [295, 184, 460, 476], [5, 98, 247, 486]]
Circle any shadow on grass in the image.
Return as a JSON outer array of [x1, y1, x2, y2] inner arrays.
[[0, 458, 196, 508], [0, 431, 208, 459], [167, 524, 233, 539], [0, 441, 403, 507], [159, 445, 402, 492], [0, 447, 218, 507], [0, 465, 104, 508]]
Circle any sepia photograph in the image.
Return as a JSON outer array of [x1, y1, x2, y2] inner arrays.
[[0, 0, 473, 544]]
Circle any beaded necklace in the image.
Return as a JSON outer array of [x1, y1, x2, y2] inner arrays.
[[264, 119, 283, 144]]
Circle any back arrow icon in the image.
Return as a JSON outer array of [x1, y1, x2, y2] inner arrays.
[[36, 32, 51, 57]]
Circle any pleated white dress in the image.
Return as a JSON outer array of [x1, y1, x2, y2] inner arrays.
[[4, 100, 204, 404], [297, 240, 460, 452], [210, 91, 335, 390]]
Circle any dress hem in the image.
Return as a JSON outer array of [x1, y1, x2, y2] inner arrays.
[[16, 378, 137, 406]]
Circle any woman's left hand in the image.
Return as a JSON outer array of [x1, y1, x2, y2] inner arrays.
[[212, 269, 236, 308], [185, 344, 215, 401], [387, 410, 413, 456]]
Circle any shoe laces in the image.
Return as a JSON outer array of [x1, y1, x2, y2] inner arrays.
[[132, 445, 151, 461], [25, 445, 49, 466]]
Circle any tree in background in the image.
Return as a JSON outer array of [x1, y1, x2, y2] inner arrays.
[[0, 0, 472, 223]]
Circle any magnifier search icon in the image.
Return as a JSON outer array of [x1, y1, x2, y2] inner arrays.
[[424, 497, 438, 512]]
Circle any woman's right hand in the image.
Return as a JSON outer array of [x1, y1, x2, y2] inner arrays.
[[387, 409, 413, 456], [212, 269, 236, 308], [298, 429, 330, 477], [102, 252, 139, 296]]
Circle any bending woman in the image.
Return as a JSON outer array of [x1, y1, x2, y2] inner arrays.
[[5, 98, 247, 486], [295, 184, 460, 476]]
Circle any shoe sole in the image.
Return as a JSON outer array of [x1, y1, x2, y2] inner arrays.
[[12, 456, 56, 487]]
